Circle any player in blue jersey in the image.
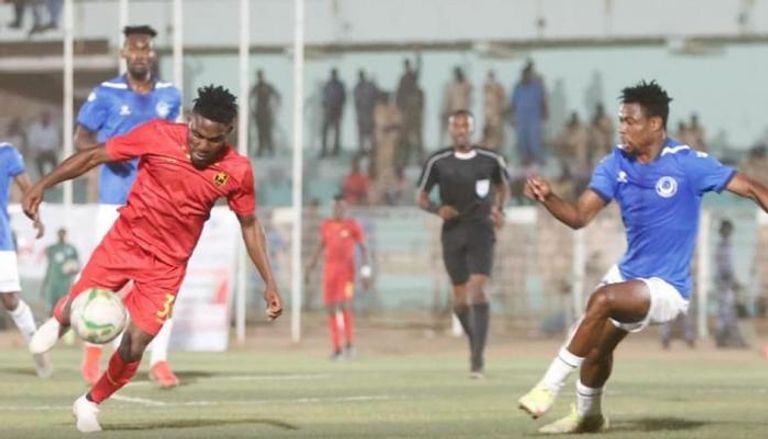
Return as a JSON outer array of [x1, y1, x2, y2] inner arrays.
[[0, 142, 49, 377], [517, 80, 768, 434], [74, 25, 182, 388]]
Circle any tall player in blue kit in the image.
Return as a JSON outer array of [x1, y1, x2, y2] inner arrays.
[[517, 80, 768, 434], [74, 25, 182, 387]]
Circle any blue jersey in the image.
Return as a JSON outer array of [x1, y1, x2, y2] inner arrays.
[[0, 143, 25, 251], [77, 75, 181, 204], [588, 138, 736, 298]]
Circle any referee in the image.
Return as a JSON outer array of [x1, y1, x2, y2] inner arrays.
[[416, 109, 509, 378]]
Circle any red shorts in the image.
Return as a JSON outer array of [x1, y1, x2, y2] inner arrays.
[[67, 221, 186, 336], [323, 266, 354, 305]]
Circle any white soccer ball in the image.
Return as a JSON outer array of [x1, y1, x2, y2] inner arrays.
[[70, 288, 127, 344]]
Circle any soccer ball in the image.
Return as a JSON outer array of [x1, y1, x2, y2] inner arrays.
[[70, 288, 127, 344]]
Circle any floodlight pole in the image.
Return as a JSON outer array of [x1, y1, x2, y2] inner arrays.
[[235, 0, 250, 344], [62, 0, 74, 206], [290, 0, 305, 343]]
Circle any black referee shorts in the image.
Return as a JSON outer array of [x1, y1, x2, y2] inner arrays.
[[441, 219, 496, 286]]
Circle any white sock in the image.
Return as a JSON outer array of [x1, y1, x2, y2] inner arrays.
[[576, 380, 603, 417], [9, 299, 37, 342], [541, 347, 584, 393], [149, 318, 174, 366]]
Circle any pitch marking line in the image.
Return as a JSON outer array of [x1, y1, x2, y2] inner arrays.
[[126, 373, 332, 388], [0, 394, 397, 411]]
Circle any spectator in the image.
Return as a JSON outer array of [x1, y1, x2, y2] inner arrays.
[[482, 70, 507, 150], [440, 66, 472, 145], [739, 144, 768, 186], [659, 313, 696, 350], [510, 61, 548, 166], [353, 69, 378, 155], [373, 92, 402, 204], [383, 166, 412, 206], [249, 69, 280, 157], [29, 0, 62, 36], [7, 0, 28, 30], [42, 228, 80, 314], [395, 57, 425, 168], [674, 120, 693, 147], [341, 156, 370, 206], [589, 102, 613, 162], [688, 113, 707, 152], [553, 112, 590, 186], [321, 68, 346, 158], [26, 111, 59, 177], [714, 219, 749, 348], [5, 117, 26, 158]]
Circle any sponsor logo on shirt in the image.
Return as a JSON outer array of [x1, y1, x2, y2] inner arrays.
[[156, 101, 170, 118], [655, 176, 678, 198], [617, 171, 628, 183], [213, 171, 229, 187], [119, 105, 131, 116]]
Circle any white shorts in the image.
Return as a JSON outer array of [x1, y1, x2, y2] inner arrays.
[[0, 251, 21, 292], [598, 265, 689, 333]]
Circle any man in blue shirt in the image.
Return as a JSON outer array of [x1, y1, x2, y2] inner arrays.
[[0, 142, 49, 378], [510, 61, 547, 166], [74, 25, 181, 388], [517, 81, 768, 434]]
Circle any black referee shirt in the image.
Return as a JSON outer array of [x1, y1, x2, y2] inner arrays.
[[417, 146, 509, 223]]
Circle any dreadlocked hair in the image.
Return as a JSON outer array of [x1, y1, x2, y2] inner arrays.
[[619, 80, 673, 129], [192, 85, 238, 125]]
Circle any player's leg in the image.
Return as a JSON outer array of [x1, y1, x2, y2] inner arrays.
[[75, 321, 155, 433], [80, 204, 123, 384], [443, 227, 477, 374], [148, 318, 179, 388], [538, 321, 625, 434], [465, 222, 496, 377], [1, 251, 52, 377], [519, 277, 649, 419], [323, 270, 343, 359], [340, 300, 355, 358], [465, 274, 490, 377]]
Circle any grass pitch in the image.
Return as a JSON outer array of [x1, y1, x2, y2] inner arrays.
[[0, 327, 766, 438]]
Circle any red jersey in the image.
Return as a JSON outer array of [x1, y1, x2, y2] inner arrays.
[[320, 218, 364, 272], [105, 120, 255, 264]]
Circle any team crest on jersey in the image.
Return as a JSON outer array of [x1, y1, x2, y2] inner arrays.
[[213, 172, 229, 187], [119, 105, 131, 116], [156, 101, 170, 118], [655, 176, 678, 198], [475, 179, 490, 198]]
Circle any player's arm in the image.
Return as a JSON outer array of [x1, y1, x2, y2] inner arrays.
[[304, 237, 325, 284], [22, 145, 112, 221], [356, 238, 373, 291], [238, 213, 283, 321], [14, 172, 44, 238], [75, 124, 131, 176], [525, 175, 606, 229], [724, 173, 768, 212], [417, 190, 458, 221], [491, 160, 510, 229]]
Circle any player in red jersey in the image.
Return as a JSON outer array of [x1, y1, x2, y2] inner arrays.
[[23, 85, 283, 433], [305, 195, 371, 360]]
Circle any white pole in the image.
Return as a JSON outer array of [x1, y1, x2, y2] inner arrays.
[[172, 0, 183, 97], [570, 228, 586, 325], [290, 0, 305, 343], [235, 0, 250, 345], [118, 0, 128, 74], [697, 209, 711, 339], [62, 0, 74, 206]]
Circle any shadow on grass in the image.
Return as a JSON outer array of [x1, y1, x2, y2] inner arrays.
[[611, 417, 709, 433], [0, 367, 38, 377], [106, 417, 299, 431]]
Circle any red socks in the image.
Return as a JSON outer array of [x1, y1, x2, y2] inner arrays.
[[89, 351, 140, 403], [342, 308, 354, 346]]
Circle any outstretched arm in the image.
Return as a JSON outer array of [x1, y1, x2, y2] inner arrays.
[[22, 146, 111, 221], [525, 175, 606, 229], [238, 213, 283, 321], [725, 173, 768, 212]]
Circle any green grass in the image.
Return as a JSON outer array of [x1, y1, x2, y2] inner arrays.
[[1, 338, 767, 438]]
